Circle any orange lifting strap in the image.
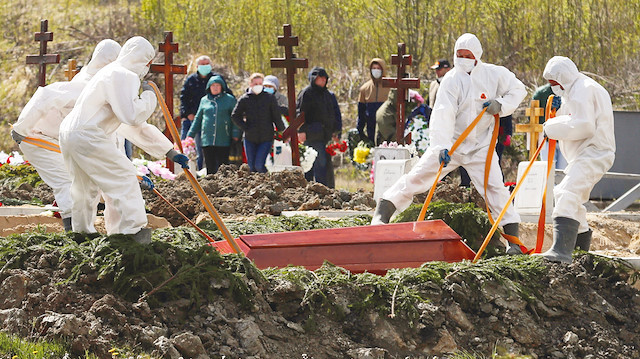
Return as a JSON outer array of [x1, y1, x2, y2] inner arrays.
[[148, 82, 242, 254]]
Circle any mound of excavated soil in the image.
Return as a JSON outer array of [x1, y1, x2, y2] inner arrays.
[[144, 164, 376, 226], [0, 231, 638, 358]]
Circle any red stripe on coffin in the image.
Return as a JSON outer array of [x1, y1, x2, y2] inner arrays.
[[210, 220, 476, 274]]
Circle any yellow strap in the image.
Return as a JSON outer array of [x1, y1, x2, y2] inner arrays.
[[148, 81, 242, 254], [483, 115, 528, 252], [417, 107, 488, 221], [473, 138, 547, 262], [23, 137, 61, 153]]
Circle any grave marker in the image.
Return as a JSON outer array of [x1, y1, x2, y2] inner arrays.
[[517, 100, 544, 160], [149, 31, 187, 171], [270, 24, 309, 166], [382, 43, 420, 145], [26, 19, 60, 87]]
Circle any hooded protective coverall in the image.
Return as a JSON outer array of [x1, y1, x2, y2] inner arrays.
[[60, 36, 172, 235], [12, 39, 122, 221], [543, 56, 615, 233], [381, 33, 526, 227]]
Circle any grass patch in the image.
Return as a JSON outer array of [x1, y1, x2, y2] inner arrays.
[[0, 332, 70, 359], [198, 214, 372, 237], [0, 164, 43, 189]]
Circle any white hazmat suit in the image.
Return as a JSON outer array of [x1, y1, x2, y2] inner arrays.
[[12, 39, 122, 222], [60, 36, 174, 235], [543, 56, 615, 233], [381, 33, 526, 228]]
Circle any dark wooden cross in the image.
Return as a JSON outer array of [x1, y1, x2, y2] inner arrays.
[[64, 59, 78, 81], [26, 20, 60, 87], [382, 43, 420, 145], [149, 31, 187, 171], [270, 24, 308, 166]]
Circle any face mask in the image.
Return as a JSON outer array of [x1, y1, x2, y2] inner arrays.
[[551, 85, 565, 96], [264, 87, 275, 94], [437, 76, 444, 82], [251, 85, 263, 95], [197, 64, 212, 76], [139, 65, 150, 80], [454, 57, 476, 73], [371, 69, 382, 79]]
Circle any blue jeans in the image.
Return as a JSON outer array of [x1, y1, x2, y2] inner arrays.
[[304, 141, 329, 186], [244, 140, 272, 173], [181, 118, 204, 170]]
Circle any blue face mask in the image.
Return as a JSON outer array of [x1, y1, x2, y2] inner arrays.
[[264, 87, 275, 94], [197, 64, 212, 76]]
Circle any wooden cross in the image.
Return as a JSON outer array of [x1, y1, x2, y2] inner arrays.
[[149, 31, 187, 171], [270, 24, 309, 166], [382, 43, 420, 145], [64, 59, 78, 81], [26, 19, 60, 87], [516, 100, 545, 160]]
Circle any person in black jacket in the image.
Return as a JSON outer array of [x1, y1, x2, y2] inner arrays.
[[297, 67, 342, 187], [231, 73, 285, 173], [179, 55, 232, 170]]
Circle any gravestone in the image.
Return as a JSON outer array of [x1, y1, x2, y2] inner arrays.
[[374, 158, 417, 202], [514, 161, 554, 223], [590, 111, 640, 200]]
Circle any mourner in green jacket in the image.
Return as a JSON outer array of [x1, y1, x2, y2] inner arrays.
[[188, 75, 241, 174]]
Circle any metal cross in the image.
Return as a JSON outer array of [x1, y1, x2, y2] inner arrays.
[[149, 31, 187, 171], [26, 20, 60, 87], [64, 59, 78, 81], [517, 100, 545, 160], [382, 43, 420, 145], [270, 24, 309, 166]]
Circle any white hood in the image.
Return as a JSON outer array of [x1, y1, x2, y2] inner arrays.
[[543, 56, 580, 90], [115, 36, 156, 76], [73, 39, 122, 82], [454, 33, 483, 60]]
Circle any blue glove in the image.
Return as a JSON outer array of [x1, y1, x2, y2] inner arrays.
[[173, 154, 189, 169], [139, 175, 154, 191], [551, 96, 562, 110], [438, 149, 451, 167], [166, 149, 190, 169]]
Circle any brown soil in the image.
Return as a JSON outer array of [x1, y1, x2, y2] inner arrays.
[[143, 164, 376, 226]]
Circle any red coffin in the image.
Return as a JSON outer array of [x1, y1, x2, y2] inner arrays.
[[211, 220, 476, 274]]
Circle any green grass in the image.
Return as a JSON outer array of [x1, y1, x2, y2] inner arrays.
[[0, 332, 68, 359]]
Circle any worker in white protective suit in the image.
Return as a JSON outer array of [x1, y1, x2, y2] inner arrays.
[[372, 33, 527, 254], [11, 39, 122, 231], [59, 36, 189, 243], [534, 56, 615, 263]]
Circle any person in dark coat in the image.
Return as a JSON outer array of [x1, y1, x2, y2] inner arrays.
[[179, 55, 232, 170], [296, 67, 342, 187], [231, 73, 285, 173]]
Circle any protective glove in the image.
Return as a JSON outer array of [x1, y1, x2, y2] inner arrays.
[[139, 175, 154, 191], [438, 148, 451, 167], [503, 135, 511, 147], [166, 149, 190, 169], [482, 100, 502, 115], [141, 81, 155, 93], [551, 96, 562, 110], [11, 130, 26, 144]]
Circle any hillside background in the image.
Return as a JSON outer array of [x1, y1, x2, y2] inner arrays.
[[2, 0, 640, 152]]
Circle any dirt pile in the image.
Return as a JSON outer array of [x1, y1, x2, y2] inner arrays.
[[144, 164, 376, 226], [0, 229, 639, 358]]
